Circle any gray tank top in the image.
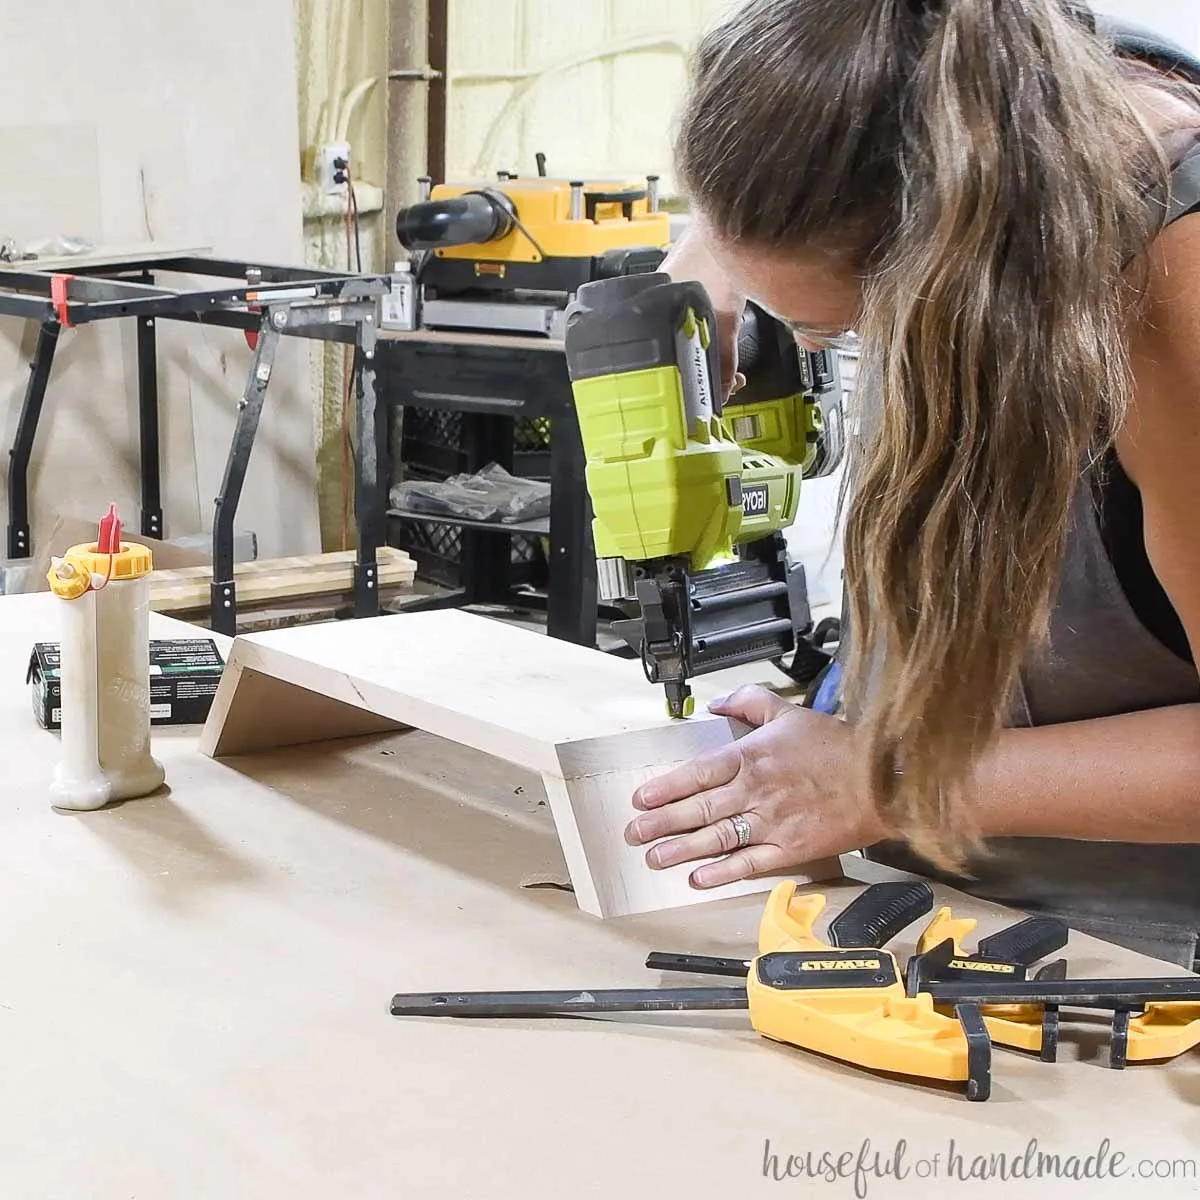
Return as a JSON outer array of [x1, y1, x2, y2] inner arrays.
[[868, 141, 1200, 968]]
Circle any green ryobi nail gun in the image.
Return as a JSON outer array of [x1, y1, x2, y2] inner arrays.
[[562, 272, 845, 717]]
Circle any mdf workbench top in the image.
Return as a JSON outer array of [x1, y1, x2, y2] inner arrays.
[[0, 592, 1196, 1199]]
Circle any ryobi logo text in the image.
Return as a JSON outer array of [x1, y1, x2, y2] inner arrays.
[[742, 484, 770, 517]]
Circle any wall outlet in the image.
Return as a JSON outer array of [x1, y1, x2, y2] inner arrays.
[[317, 141, 351, 195]]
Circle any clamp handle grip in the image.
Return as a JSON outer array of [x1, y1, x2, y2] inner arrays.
[[827, 881, 935, 949], [977, 916, 1070, 967], [758, 882, 829, 953]]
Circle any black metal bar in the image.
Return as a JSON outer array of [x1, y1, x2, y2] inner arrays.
[[70, 286, 323, 324], [160, 308, 361, 343], [427, 0, 449, 182], [210, 316, 281, 635], [0, 270, 57, 295], [353, 317, 383, 617], [50, 256, 372, 285], [645, 953, 751, 979], [910, 935, 1200, 1007], [152, 256, 371, 283], [403, 389, 527, 413], [387, 506, 550, 537], [7, 322, 59, 559], [0, 292, 56, 322], [136, 311, 164, 540], [388, 588, 469, 615], [955, 1004, 993, 1102], [926, 976, 1200, 1008], [547, 409, 597, 645], [64, 275, 176, 303], [1109, 1009, 1132, 1070], [390, 986, 749, 1017], [460, 412, 515, 606], [15, 275, 385, 328], [1040, 1006, 1061, 1063]]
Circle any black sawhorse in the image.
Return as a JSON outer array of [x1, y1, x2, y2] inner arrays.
[[0, 254, 390, 634]]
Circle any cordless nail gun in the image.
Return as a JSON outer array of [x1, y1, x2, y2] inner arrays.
[[562, 273, 845, 717]]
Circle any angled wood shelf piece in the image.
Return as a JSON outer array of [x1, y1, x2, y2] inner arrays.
[[199, 609, 842, 917]]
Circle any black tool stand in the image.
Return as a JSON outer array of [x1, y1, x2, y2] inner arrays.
[[0, 254, 390, 635], [376, 329, 598, 647]]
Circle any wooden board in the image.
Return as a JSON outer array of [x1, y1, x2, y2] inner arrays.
[[150, 547, 416, 613], [198, 608, 842, 917], [0, 242, 209, 272]]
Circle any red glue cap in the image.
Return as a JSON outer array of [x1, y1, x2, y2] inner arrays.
[[97, 503, 121, 554]]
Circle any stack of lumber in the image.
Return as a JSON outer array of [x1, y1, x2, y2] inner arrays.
[[150, 547, 417, 629]]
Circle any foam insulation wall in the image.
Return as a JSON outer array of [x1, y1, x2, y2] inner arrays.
[[296, 0, 391, 548], [445, 0, 734, 189], [0, 1, 319, 563]]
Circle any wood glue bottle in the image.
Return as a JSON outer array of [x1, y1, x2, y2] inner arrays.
[[47, 504, 165, 811]]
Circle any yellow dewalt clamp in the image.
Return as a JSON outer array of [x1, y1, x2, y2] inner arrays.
[[912, 906, 1070, 1060], [904, 921, 1200, 1072], [649, 882, 992, 1093], [738, 882, 995, 1097], [391, 880, 1200, 1101]]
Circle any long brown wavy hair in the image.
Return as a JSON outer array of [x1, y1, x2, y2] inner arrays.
[[677, 0, 1176, 867]]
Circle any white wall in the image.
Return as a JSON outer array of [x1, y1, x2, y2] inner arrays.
[[1096, 1, 1200, 51], [0, 1, 319, 562]]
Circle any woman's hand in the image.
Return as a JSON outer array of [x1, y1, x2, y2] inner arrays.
[[625, 685, 888, 889], [661, 216, 746, 397]]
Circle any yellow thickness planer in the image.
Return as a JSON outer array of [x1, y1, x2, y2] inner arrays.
[[395, 172, 670, 338]]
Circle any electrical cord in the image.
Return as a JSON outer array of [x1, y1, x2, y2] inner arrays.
[[336, 158, 361, 547], [347, 162, 363, 273], [341, 347, 356, 550], [413, 247, 434, 284], [343, 174, 355, 272], [508, 207, 548, 263]]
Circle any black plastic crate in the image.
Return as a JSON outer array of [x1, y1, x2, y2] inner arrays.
[[398, 406, 552, 480], [400, 407, 468, 478], [388, 517, 547, 591], [387, 467, 548, 592]]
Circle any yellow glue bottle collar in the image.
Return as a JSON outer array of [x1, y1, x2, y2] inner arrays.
[[47, 541, 154, 599]]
